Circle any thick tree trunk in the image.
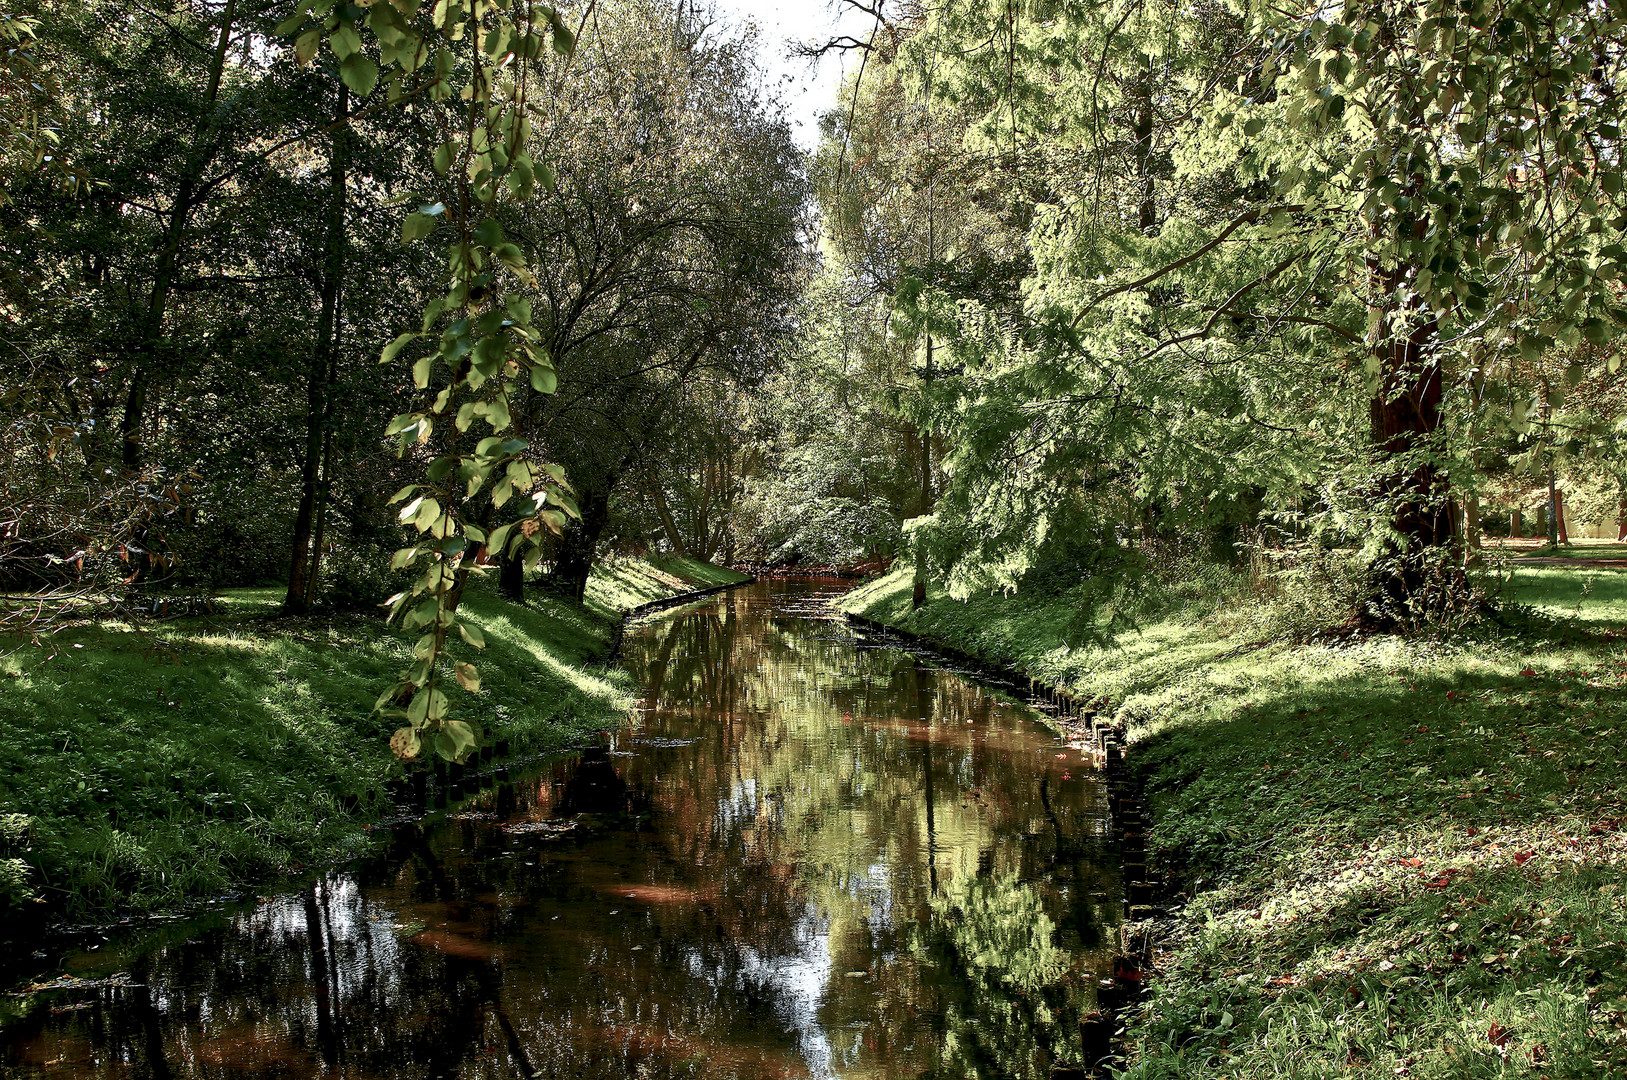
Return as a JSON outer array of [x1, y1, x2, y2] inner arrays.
[[550, 484, 614, 604], [1553, 485, 1568, 546], [497, 549, 524, 603], [286, 79, 348, 614], [1512, 509, 1523, 538], [1368, 300, 1453, 614]]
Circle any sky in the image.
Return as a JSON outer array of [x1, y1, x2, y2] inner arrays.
[[704, 0, 877, 151]]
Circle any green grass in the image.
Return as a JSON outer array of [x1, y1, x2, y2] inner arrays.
[[583, 553, 749, 616], [0, 556, 740, 929], [841, 566, 1627, 1079]]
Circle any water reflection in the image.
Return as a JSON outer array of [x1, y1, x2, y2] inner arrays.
[[3, 580, 1118, 1078]]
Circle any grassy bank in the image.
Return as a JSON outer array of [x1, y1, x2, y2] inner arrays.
[[0, 557, 747, 930], [841, 566, 1627, 1078]]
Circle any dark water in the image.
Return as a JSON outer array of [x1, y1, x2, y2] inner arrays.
[[2, 580, 1119, 1079]]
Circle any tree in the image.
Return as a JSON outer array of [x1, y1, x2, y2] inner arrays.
[[487, 0, 808, 602], [829, 0, 1626, 624]]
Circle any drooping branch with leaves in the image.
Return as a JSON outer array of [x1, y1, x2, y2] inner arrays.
[[276, 0, 582, 762]]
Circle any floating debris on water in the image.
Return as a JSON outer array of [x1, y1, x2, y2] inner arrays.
[[17, 973, 142, 996], [503, 819, 578, 837]]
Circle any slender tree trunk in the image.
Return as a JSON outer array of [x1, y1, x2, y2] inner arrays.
[[286, 79, 349, 613], [645, 471, 685, 555], [1512, 508, 1523, 538], [1616, 489, 1627, 542], [1547, 471, 1560, 546], [1133, 82, 1157, 235], [911, 422, 932, 610], [1554, 485, 1568, 546], [303, 429, 336, 608]]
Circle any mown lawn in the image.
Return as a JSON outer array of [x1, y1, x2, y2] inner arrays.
[[0, 558, 740, 930], [841, 564, 1627, 1078]]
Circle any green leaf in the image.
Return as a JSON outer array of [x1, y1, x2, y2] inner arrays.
[[530, 363, 557, 393], [485, 394, 511, 431], [295, 27, 322, 65], [433, 141, 455, 176], [412, 354, 434, 389], [454, 662, 480, 692], [273, 9, 309, 37], [329, 22, 362, 60], [435, 719, 477, 762], [402, 212, 438, 243], [340, 53, 379, 96], [381, 331, 418, 365], [390, 727, 422, 759], [387, 484, 419, 505], [458, 622, 485, 649]]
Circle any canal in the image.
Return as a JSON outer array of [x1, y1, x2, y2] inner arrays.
[[3, 579, 1119, 1078]]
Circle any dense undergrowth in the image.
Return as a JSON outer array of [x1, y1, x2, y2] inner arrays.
[[840, 552, 1627, 1078], [0, 555, 745, 931]]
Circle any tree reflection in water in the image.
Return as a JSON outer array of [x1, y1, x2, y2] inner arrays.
[[2, 580, 1117, 1079]]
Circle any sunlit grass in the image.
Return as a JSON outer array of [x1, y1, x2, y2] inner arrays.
[[584, 553, 748, 617]]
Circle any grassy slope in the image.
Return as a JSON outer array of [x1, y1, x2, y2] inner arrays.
[[0, 557, 742, 926], [841, 567, 1627, 1079], [583, 553, 750, 616]]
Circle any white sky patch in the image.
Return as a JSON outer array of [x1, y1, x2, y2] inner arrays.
[[707, 0, 878, 151]]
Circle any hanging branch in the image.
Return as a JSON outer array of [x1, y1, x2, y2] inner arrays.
[[274, 0, 580, 763]]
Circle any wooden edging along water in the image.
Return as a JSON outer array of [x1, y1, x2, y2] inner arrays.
[[840, 611, 1158, 1079]]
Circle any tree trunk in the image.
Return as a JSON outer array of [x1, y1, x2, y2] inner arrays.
[[1616, 493, 1626, 542], [1547, 471, 1560, 546], [1367, 273, 1452, 615], [645, 471, 686, 555], [911, 424, 931, 610], [550, 483, 614, 604], [303, 429, 336, 608], [1512, 508, 1523, 538], [285, 78, 349, 613], [497, 549, 524, 603], [1553, 485, 1568, 546]]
